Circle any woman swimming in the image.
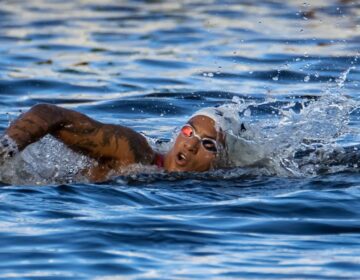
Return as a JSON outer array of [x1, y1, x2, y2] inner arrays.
[[1, 103, 359, 182], [0, 104, 237, 182]]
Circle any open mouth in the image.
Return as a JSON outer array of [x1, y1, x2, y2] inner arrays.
[[176, 152, 187, 166]]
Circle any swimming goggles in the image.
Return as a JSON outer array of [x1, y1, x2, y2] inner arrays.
[[180, 124, 219, 153]]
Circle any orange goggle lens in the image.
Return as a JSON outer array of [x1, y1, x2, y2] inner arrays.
[[181, 125, 193, 137]]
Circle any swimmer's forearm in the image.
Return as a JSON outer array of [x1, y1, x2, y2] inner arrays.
[[4, 103, 92, 151], [5, 104, 61, 150]]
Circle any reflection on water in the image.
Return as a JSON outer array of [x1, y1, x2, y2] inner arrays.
[[0, 0, 359, 279]]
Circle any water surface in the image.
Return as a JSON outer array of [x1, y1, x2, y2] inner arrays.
[[0, 0, 359, 279]]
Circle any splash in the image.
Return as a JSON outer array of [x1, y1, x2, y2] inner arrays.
[[213, 67, 359, 177], [335, 66, 356, 89], [0, 135, 91, 185]]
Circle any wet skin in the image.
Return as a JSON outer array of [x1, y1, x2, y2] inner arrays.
[[164, 115, 224, 172]]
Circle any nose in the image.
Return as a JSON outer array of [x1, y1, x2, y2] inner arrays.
[[184, 136, 200, 153]]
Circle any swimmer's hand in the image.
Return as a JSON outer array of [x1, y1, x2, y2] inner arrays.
[[0, 135, 18, 165]]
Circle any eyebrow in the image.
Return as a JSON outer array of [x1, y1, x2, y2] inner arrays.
[[187, 120, 217, 140]]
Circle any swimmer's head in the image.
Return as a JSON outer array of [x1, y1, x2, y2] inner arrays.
[[191, 106, 267, 168], [164, 106, 243, 172], [164, 113, 224, 172], [190, 106, 246, 166]]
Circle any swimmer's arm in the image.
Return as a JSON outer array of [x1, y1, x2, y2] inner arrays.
[[2, 104, 155, 165]]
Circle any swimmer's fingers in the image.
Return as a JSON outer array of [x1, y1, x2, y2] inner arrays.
[[0, 135, 19, 164]]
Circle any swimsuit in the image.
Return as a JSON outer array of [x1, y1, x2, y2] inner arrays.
[[154, 153, 164, 168]]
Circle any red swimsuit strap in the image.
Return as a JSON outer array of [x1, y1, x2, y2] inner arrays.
[[154, 153, 164, 168]]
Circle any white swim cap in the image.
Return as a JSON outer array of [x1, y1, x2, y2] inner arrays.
[[192, 105, 265, 168]]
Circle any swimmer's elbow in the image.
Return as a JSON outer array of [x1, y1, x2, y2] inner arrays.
[[29, 103, 75, 128]]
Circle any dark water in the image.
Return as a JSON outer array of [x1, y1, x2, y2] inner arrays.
[[1, 0, 360, 278]]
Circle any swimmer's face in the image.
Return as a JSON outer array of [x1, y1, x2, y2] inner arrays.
[[164, 115, 224, 172]]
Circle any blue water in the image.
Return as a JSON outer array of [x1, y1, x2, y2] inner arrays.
[[1, 0, 360, 278]]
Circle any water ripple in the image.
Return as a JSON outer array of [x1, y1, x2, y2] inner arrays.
[[0, 0, 359, 278]]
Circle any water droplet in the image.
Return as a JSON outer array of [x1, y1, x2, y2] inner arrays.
[[304, 75, 310, 82], [272, 76, 279, 81]]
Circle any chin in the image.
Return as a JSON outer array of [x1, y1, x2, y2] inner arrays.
[[164, 162, 191, 172], [166, 165, 189, 172]]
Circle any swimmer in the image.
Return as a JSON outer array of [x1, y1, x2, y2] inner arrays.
[[0, 104, 244, 182]]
